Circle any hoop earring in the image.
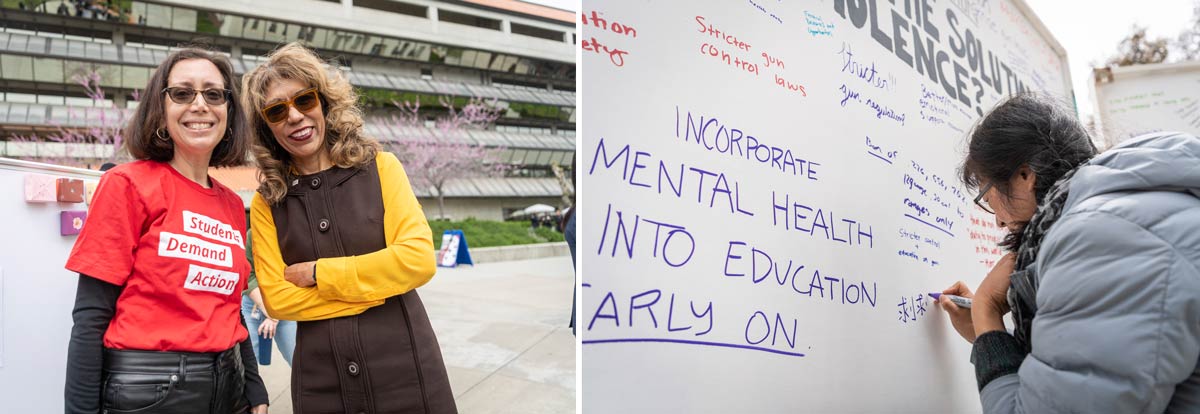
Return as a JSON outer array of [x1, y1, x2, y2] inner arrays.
[[155, 128, 170, 142]]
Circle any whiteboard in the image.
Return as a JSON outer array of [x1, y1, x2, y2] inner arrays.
[[1093, 61, 1200, 146], [580, 0, 1071, 412], [0, 158, 100, 412]]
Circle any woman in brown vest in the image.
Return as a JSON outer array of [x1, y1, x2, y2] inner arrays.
[[242, 42, 456, 414]]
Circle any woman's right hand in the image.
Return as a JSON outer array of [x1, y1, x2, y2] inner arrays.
[[940, 281, 976, 343], [258, 318, 277, 339]]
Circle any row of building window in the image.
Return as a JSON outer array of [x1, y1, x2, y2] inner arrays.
[[299, 0, 571, 42], [0, 53, 150, 89], [0, 94, 576, 151], [0, 52, 573, 122], [0, 140, 574, 167], [0, 29, 574, 103], [0, 92, 122, 108], [2, 1, 575, 80]]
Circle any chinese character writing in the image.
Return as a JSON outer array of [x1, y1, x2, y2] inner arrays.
[[897, 296, 911, 323]]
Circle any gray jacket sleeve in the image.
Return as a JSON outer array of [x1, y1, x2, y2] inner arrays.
[[981, 210, 1200, 413]]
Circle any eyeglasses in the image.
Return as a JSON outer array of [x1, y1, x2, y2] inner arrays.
[[260, 87, 321, 124], [162, 87, 230, 106], [974, 182, 994, 214]]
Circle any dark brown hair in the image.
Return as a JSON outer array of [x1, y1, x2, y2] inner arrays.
[[125, 47, 250, 167], [960, 93, 1097, 250]]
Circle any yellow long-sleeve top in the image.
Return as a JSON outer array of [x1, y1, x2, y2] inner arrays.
[[250, 152, 436, 321]]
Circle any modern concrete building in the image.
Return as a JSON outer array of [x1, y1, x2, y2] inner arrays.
[[0, 0, 576, 220]]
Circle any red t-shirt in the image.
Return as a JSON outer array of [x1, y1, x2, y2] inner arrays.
[[66, 160, 250, 352]]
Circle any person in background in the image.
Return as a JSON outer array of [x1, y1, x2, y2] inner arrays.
[[64, 47, 268, 413], [561, 205, 577, 335], [241, 229, 296, 366], [940, 93, 1200, 413], [243, 42, 456, 413]]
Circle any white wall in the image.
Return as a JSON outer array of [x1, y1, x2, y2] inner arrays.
[[1092, 61, 1200, 146], [0, 158, 101, 412]]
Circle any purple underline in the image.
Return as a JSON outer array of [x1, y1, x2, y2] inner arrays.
[[903, 213, 954, 237], [582, 338, 806, 357], [866, 151, 893, 164]]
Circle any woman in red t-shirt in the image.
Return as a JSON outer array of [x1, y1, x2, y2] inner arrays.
[[63, 48, 270, 414]]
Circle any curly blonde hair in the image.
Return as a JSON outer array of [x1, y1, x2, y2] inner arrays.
[[241, 42, 379, 205]]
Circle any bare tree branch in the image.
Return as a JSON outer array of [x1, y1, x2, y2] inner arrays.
[[7, 70, 132, 167], [1176, 2, 1200, 61], [1107, 25, 1170, 67]]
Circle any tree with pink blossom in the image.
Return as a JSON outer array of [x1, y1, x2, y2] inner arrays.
[[385, 96, 511, 219], [9, 71, 133, 167]]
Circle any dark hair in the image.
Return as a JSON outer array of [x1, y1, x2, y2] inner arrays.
[[125, 47, 250, 167], [960, 93, 1097, 250]]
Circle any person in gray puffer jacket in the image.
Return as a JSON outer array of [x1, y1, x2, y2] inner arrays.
[[940, 93, 1200, 413]]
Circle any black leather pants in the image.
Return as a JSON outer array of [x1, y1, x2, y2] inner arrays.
[[101, 347, 249, 414]]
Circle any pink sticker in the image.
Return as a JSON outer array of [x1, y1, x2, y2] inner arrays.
[[24, 174, 57, 202]]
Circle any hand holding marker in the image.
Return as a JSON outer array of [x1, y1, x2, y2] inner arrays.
[[929, 292, 972, 309]]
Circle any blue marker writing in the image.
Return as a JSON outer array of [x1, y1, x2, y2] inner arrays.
[[928, 292, 972, 309]]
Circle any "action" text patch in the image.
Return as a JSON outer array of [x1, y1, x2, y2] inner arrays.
[[183, 264, 240, 295]]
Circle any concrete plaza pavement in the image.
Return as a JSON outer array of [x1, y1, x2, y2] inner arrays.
[[255, 255, 578, 414]]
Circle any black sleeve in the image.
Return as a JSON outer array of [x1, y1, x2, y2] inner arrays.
[[239, 315, 270, 407], [971, 330, 1025, 390], [65, 274, 122, 414]]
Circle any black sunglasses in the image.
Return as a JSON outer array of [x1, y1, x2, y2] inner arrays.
[[974, 182, 994, 214], [162, 87, 231, 106]]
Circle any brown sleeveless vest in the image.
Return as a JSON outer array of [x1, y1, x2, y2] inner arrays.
[[271, 158, 456, 414]]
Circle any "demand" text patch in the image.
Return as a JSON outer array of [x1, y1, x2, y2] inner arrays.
[[159, 231, 232, 267]]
